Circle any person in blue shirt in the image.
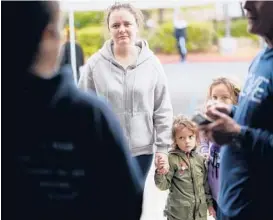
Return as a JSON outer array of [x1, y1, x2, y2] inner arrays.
[[199, 1, 273, 220]]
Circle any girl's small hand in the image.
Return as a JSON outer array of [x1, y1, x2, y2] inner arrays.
[[156, 167, 168, 175], [155, 156, 163, 168], [202, 152, 209, 160], [158, 158, 166, 167], [208, 206, 216, 218]]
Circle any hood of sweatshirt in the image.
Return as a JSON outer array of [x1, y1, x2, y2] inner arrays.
[[98, 39, 154, 68]]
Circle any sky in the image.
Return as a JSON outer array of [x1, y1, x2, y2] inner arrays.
[[61, 0, 243, 13]]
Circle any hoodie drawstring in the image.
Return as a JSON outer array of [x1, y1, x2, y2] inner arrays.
[[104, 60, 112, 104], [132, 70, 136, 117]]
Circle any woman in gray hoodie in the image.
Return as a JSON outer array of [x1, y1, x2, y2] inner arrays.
[[78, 2, 173, 180]]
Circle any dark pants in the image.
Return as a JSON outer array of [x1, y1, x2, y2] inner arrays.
[[134, 154, 153, 181], [174, 28, 187, 61]]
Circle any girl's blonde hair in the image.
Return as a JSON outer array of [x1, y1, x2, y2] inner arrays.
[[171, 115, 200, 149], [207, 77, 241, 104]]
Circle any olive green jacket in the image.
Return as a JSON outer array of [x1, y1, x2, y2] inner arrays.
[[154, 149, 213, 220]]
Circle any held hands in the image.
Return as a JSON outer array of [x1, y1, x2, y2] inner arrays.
[[155, 153, 169, 175]]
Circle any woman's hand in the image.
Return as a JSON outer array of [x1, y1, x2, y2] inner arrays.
[[155, 153, 169, 174]]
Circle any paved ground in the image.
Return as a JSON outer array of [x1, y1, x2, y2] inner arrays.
[[156, 48, 258, 64], [140, 61, 250, 220], [165, 61, 249, 115]]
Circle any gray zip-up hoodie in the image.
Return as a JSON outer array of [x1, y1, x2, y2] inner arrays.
[[78, 39, 173, 157]]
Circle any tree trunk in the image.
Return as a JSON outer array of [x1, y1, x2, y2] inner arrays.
[[158, 9, 164, 24]]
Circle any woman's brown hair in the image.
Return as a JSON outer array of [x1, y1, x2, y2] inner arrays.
[[104, 2, 144, 30]]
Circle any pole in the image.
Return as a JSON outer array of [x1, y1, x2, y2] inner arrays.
[[68, 9, 77, 84], [223, 3, 231, 37]]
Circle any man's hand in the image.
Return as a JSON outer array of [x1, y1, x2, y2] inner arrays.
[[199, 109, 241, 146], [155, 153, 169, 174], [206, 101, 232, 117]]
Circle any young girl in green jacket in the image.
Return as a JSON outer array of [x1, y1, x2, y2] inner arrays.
[[155, 115, 215, 220]]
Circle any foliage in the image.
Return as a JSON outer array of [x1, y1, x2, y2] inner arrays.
[[74, 12, 104, 28], [77, 26, 104, 57], [144, 22, 214, 53]]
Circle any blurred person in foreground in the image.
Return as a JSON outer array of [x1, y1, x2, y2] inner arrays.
[[199, 1, 273, 220], [2, 2, 143, 220]]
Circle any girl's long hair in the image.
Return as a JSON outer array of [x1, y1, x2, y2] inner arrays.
[[206, 77, 241, 105]]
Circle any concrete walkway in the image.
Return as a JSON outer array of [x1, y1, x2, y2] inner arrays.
[[156, 48, 258, 64]]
